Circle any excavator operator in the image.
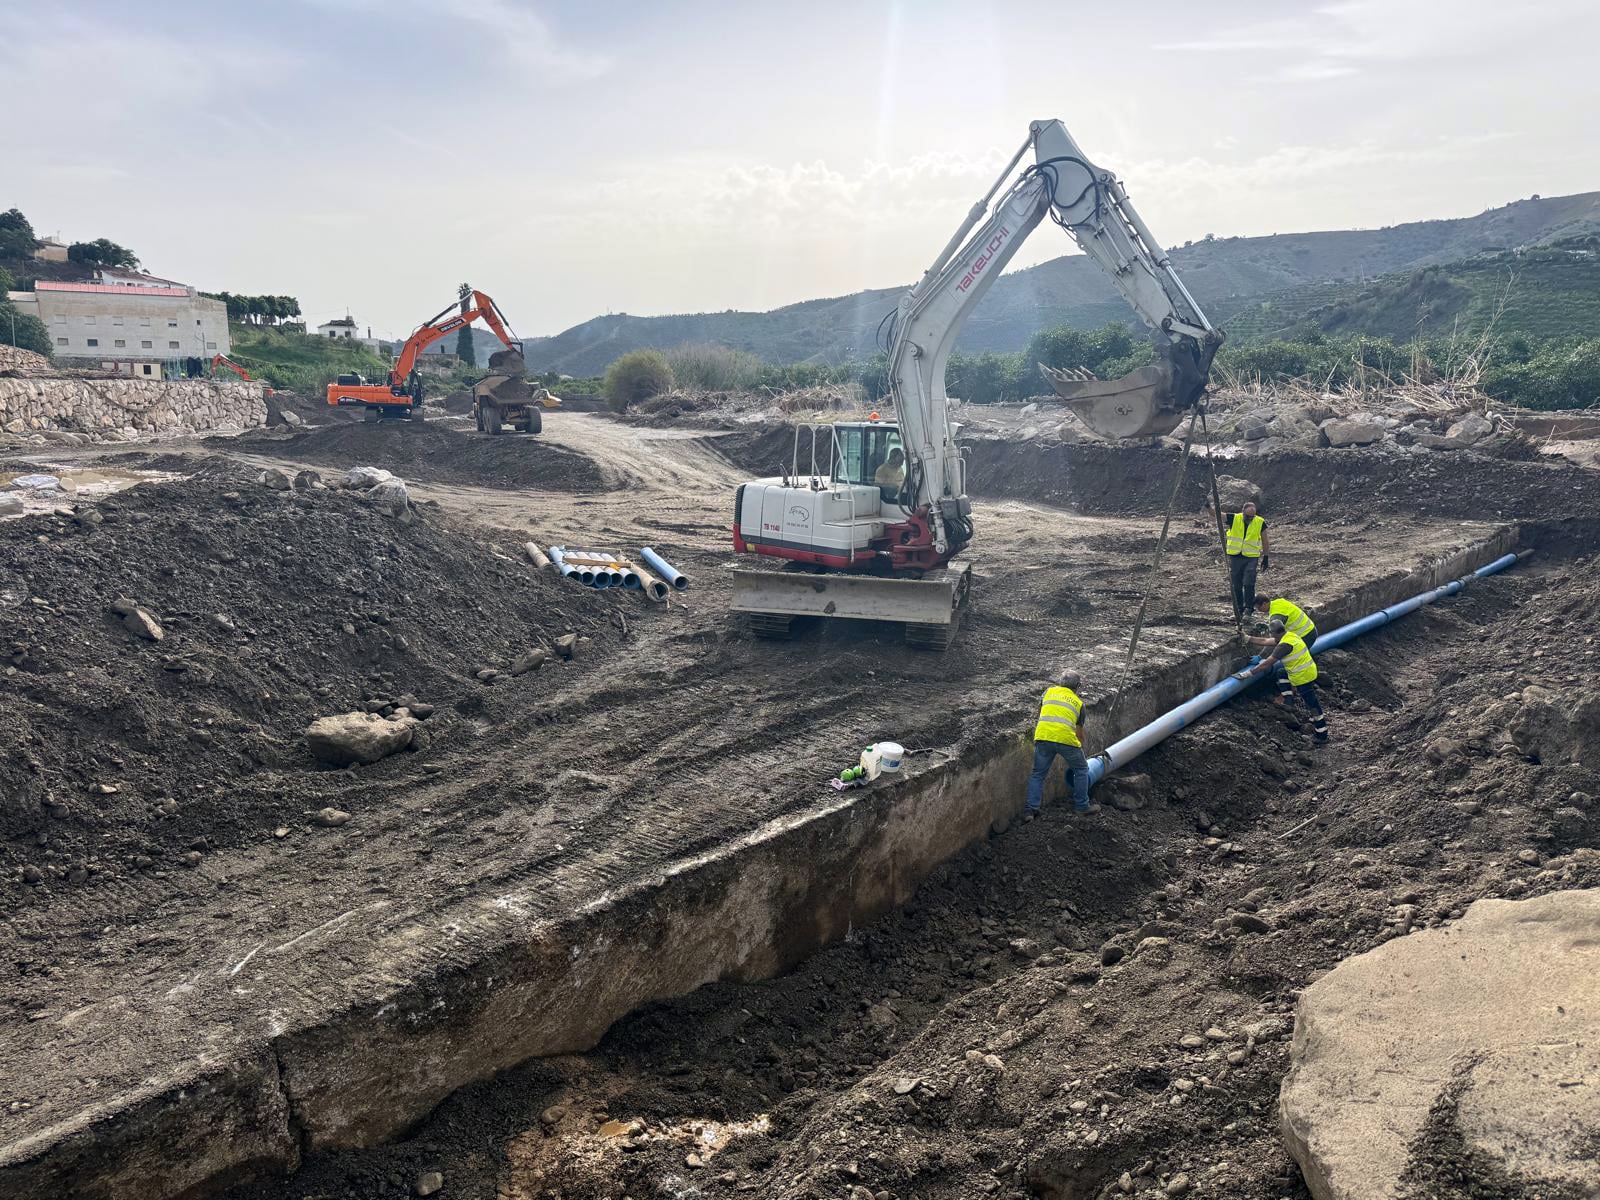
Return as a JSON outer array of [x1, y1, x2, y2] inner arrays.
[[874, 447, 906, 503]]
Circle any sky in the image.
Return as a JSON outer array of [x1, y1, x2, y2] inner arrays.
[[4, 0, 1597, 341]]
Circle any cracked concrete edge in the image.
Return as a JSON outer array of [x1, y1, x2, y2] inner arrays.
[[0, 525, 1523, 1200]]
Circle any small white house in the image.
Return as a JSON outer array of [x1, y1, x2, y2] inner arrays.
[[316, 316, 359, 340]]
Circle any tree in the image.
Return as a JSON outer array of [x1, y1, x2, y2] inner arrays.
[[0, 266, 52, 357], [67, 238, 141, 270], [455, 282, 476, 367], [603, 349, 674, 411], [0, 209, 38, 259]]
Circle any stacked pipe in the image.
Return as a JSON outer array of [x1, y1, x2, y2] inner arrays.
[[547, 545, 688, 603]]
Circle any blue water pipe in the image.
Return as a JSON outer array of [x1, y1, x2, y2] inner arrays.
[[640, 546, 688, 590], [1085, 550, 1527, 788]]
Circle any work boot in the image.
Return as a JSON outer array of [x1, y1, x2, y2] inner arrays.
[[1022, 809, 1039, 824], [1074, 802, 1102, 816]]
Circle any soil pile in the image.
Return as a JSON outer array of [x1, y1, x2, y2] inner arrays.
[[228, 553, 1600, 1200], [0, 467, 618, 893], [247, 422, 606, 491]]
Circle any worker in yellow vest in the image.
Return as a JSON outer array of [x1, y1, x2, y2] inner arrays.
[[1252, 594, 1317, 648], [1225, 500, 1271, 618], [1025, 670, 1097, 819], [1239, 616, 1328, 742]]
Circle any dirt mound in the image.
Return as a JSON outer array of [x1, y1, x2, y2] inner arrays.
[[0, 470, 619, 893], [263, 422, 606, 491]]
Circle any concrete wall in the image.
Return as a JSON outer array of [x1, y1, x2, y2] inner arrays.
[[0, 377, 266, 439], [10, 289, 229, 362]]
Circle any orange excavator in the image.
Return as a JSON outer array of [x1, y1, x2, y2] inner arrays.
[[213, 354, 273, 396], [325, 289, 523, 422]]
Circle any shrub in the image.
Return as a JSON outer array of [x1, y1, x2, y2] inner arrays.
[[603, 349, 674, 411], [665, 342, 762, 391]]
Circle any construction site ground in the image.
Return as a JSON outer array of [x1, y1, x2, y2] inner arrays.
[[4, 407, 1599, 1200]]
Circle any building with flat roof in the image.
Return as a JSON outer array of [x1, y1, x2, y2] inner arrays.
[[7, 270, 229, 375]]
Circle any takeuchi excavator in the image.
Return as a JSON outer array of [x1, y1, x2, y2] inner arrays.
[[731, 118, 1223, 648], [325, 289, 532, 423]]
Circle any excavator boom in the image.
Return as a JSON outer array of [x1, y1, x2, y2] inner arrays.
[[325, 288, 522, 419]]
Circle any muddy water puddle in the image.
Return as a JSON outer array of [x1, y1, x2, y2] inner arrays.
[[1, 465, 184, 517]]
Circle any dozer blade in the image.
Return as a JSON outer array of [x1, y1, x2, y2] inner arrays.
[[732, 565, 971, 635], [1042, 360, 1185, 439]]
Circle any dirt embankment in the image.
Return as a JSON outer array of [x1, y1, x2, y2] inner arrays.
[[0, 466, 620, 891], [227, 554, 1600, 1200], [228, 422, 607, 492], [704, 422, 1600, 524]]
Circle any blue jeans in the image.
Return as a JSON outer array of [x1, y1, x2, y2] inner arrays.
[[1026, 741, 1090, 813]]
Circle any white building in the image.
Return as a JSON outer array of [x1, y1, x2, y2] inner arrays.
[[315, 316, 359, 340], [7, 270, 230, 376], [31, 237, 68, 263]]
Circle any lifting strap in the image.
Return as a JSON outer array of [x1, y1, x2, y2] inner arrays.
[[1106, 402, 1241, 726]]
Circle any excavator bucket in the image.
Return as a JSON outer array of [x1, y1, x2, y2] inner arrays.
[[1042, 338, 1217, 440], [1042, 360, 1186, 439], [477, 348, 532, 407]]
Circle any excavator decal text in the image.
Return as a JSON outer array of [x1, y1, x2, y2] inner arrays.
[[955, 226, 1010, 294]]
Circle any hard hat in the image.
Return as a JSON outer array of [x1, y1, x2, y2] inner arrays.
[[869, 411, 880, 421]]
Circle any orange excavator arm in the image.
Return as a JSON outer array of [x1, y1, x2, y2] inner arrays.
[[213, 354, 252, 382], [388, 290, 519, 385]]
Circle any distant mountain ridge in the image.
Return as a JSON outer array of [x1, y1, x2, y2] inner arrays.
[[518, 191, 1600, 376]]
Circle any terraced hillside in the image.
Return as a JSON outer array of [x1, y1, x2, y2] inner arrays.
[[520, 192, 1600, 375]]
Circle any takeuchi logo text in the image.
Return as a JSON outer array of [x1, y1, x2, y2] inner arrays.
[[956, 227, 1010, 294]]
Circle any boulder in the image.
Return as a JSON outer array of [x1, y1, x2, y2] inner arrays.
[[305, 711, 416, 766], [342, 466, 395, 490], [1506, 684, 1600, 767], [258, 468, 292, 491], [365, 477, 412, 520], [554, 633, 579, 660], [1212, 475, 1262, 513], [110, 597, 164, 641], [1280, 889, 1600, 1199], [1445, 412, 1494, 446], [0, 494, 23, 518], [1318, 417, 1386, 448]]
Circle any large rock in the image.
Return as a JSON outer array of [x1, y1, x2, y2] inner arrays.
[[1445, 412, 1494, 446], [1280, 888, 1600, 1199], [1319, 417, 1387, 448], [1212, 475, 1262, 512], [0, 494, 23, 518], [305, 711, 416, 766]]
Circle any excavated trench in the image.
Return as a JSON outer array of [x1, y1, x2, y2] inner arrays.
[[8, 424, 1600, 1200]]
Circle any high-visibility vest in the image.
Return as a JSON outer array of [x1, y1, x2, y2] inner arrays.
[[1227, 513, 1264, 557], [1279, 630, 1317, 686], [1268, 597, 1315, 639], [1034, 686, 1083, 746]]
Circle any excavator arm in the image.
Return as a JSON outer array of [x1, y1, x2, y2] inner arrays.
[[389, 290, 519, 385], [889, 119, 1222, 555]]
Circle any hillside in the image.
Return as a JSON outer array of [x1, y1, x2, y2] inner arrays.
[[227, 324, 390, 393], [521, 191, 1600, 375], [1217, 238, 1600, 343]]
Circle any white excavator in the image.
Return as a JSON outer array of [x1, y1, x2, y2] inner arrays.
[[731, 119, 1223, 648]]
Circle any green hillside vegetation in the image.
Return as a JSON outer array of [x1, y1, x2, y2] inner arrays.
[[1216, 238, 1600, 343], [227, 324, 389, 393], [522, 192, 1600, 376]]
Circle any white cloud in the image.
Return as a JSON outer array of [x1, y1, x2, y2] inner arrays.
[[438, 0, 611, 81]]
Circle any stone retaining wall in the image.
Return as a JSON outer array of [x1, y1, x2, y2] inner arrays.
[[0, 377, 266, 440]]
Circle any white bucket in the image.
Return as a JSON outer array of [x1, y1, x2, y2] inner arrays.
[[876, 741, 904, 773]]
